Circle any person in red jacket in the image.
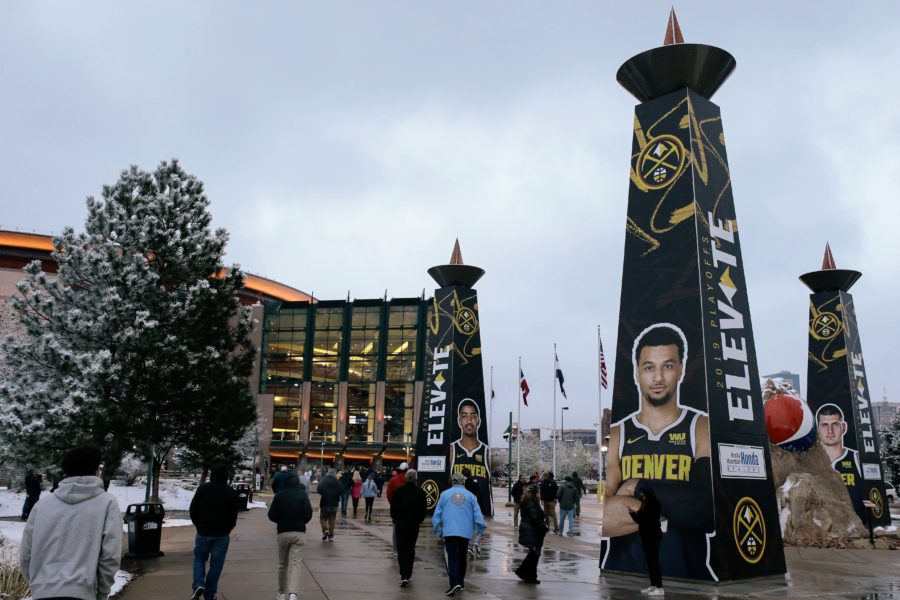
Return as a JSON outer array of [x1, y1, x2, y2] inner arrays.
[[385, 462, 409, 555]]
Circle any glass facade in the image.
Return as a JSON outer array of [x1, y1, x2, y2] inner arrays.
[[260, 298, 428, 464]]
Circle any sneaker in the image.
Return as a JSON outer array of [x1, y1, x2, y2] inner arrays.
[[445, 584, 462, 596], [647, 588, 665, 597], [328, 534, 334, 542], [190, 588, 204, 600], [400, 579, 409, 587], [277, 594, 286, 600], [322, 533, 328, 541], [289, 594, 298, 600], [641, 586, 656, 595]]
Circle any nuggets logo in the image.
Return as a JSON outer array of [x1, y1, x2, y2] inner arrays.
[[869, 488, 884, 519], [668, 432, 687, 445], [733, 497, 766, 564], [454, 306, 479, 336], [811, 311, 841, 341], [422, 480, 440, 511], [636, 134, 686, 190]]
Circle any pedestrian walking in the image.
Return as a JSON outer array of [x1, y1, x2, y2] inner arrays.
[[432, 472, 486, 597], [317, 469, 342, 541], [511, 475, 526, 529], [351, 470, 363, 517], [629, 488, 664, 596], [19, 446, 121, 600], [338, 468, 353, 516], [514, 483, 547, 584], [557, 476, 578, 536], [267, 471, 313, 600], [189, 463, 240, 600], [362, 472, 378, 521], [22, 469, 42, 521], [390, 469, 427, 587], [386, 461, 409, 555], [539, 471, 559, 533], [571, 471, 586, 518]]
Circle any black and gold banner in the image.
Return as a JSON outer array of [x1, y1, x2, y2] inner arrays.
[[806, 291, 889, 526], [600, 88, 785, 582], [414, 285, 493, 516]]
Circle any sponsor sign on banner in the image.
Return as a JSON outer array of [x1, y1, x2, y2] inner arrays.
[[599, 87, 785, 582], [863, 463, 882, 481], [719, 444, 767, 480], [417, 456, 446, 472], [414, 285, 493, 516]]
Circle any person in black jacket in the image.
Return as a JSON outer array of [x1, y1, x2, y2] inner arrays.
[[514, 484, 547, 584], [268, 472, 313, 600], [511, 475, 526, 529], [629, 489, 664, 596], [571, 471, 586, 518], [189, 464, 240, 600], [22, 469, 42, 521], [317, 469, 342, 541], [389, 469, 428, 587], [539, 471, 559, 533]]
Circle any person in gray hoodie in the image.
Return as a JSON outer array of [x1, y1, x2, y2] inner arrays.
[[19, 445, 121, 600]]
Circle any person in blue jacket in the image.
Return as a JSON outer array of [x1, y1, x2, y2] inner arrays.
[[432, 471, 486, 597]]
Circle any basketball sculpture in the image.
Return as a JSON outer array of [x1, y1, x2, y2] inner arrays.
[[764, 394, 817, 452]]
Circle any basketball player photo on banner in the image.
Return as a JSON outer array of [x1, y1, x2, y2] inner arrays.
[[601, 323, 716, 580]]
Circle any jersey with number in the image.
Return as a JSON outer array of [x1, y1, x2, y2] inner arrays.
[[601, 406, 714, 580], [832, 448, 864, 522], [450, 440, 493, 517]]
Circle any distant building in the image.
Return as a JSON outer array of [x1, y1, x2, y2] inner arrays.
[[762, 370, 801, 396], [872, 394, 899, 441]]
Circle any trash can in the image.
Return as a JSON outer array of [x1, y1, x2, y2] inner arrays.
[[124, 502, 165, 558], [235, 483, 251, 511]]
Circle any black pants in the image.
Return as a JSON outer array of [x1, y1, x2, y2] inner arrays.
[[442, 536, 469, 586], [364, 496, 375, 518], [352, 497, 360, 515], [396, 526, 420, 580], [641, 534, 662, 588], [515, 547, 540, 581]]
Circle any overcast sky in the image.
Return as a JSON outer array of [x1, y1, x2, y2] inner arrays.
[[2, 2, 899, 444]]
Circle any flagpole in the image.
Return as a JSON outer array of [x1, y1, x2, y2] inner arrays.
[[490, 365, 494, 447], [597, 325, 604, 502], [552, 342, 557, 475], [517, 356, 522, 478]]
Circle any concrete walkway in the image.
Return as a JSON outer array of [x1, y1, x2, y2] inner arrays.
[[118, 491, 900, 600]]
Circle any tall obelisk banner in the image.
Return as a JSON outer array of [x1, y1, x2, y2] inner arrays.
[[600, 13, 785, 582], [414, 242, 493, 516], [801, 249, 889, 527]]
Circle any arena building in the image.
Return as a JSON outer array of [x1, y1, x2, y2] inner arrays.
[[0, 230, 425, 472]]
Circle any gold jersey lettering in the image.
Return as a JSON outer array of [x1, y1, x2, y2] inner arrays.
[[840, 473, 855, 487], [453, 464, 488, 478], [621, 454, 691, 481]]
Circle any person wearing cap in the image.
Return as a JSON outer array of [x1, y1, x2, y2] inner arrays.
[[432, 471, 486, 597], [386, 461, 409, 555]]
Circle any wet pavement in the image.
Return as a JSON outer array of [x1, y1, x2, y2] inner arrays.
[[118, 491, 900, 600]]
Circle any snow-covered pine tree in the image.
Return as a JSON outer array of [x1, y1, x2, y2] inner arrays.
[[0, 160, 256, 496], [879, 413, 900, 485]]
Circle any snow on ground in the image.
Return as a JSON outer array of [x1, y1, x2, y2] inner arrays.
[[0, 520, 25, 546]]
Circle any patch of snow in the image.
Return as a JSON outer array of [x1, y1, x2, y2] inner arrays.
[[0, 480, 198, 517], [813, 518, 822, 527], [875, 525, 898, 533], [248, 500, 267, 509], [110, 569, 134, 597], [779, 506, 791, 535], [0, 520, 25, 547]]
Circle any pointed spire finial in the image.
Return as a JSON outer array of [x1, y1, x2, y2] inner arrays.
[[450, 239, 464, 265], [663, 7, 685, 46], [822, 242, 836, 270]]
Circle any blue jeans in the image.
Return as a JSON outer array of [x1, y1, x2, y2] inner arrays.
[[341, 489, 351, 514], [193, 534, 230, 596], [559, 508, 575, 535]]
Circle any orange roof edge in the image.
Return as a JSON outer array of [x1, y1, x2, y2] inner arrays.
[[0, 230, 55, 252]]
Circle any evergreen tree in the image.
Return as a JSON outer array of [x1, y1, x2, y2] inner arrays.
[[879, 414, 900, 485], [0, 160, 256, 497]]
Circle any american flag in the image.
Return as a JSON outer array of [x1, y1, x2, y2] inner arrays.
[[599, 336, 608, 390], [519, 369, 530, 406]]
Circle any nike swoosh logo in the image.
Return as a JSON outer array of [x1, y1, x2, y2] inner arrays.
[[626, 435, 646, 444]]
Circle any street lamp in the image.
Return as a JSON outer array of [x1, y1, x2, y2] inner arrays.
[[561, 406, 569, 445]]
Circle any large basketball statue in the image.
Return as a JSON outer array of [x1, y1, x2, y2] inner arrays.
[[414, 240, 493, 516], [800, 244, 889, 527], [600, 11, 786, 581]]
